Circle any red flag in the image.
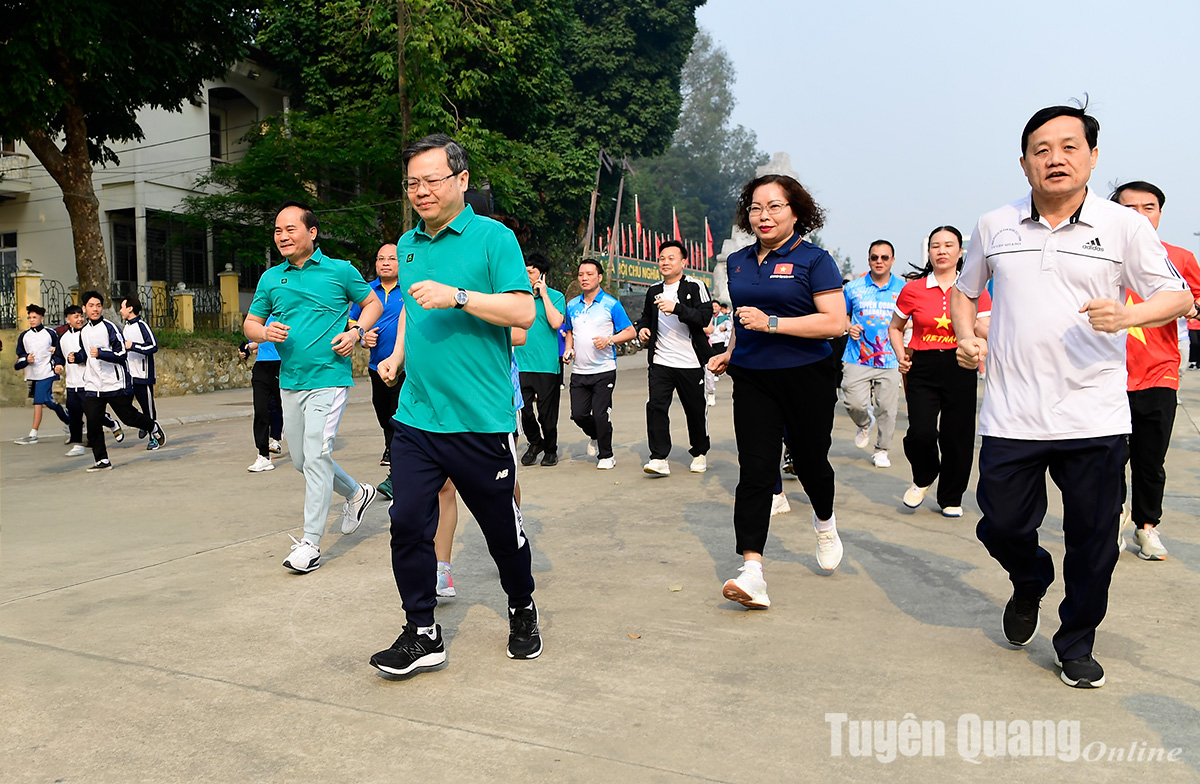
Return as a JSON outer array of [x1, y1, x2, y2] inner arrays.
[[672, 207, 681, 241], [705, 217, 714, 262], [635, 195, 642, 239], [604, 226, 611, 252]]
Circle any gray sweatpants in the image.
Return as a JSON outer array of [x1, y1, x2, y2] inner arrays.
[[280, 387, 359, 544], [841, 363, 900, 453]]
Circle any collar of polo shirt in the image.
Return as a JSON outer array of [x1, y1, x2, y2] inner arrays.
[[1026, 187, 1092, 227], [416, 203, 476, 240]]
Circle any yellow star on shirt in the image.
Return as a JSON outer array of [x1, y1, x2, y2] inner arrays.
[[1125, 295, 1146, 343], [934, 312, 952, 330]]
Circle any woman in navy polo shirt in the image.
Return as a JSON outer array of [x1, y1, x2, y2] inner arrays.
[[708, 174, 850, 609]]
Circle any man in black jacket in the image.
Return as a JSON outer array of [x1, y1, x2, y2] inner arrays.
[[636, 240, 714, 475]]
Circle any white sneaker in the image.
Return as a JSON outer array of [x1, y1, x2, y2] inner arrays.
[[643, 458, 670, 475], [247, 454, 274, 472], [65, 444, 88, 457], [814, 514, 844, 571], [268, 439, 283, 454], [941, 506, 964, 518], [1136, 526, 1168, 560], [341, 483, 377, 534], [14, 435, 38, 445], [1117, 504, 1132, 553], [770, 492, 791, 516], [854, 426, 870, 450], [903, 484, 929, 508], [689, 455, 707, 473], [721, 565, 770, 609], [283, 535, 320, 573], [706, 394, 716, 407], [587, 439, 598, 457], [596, 457, 615, 470], [436, 562, 456, 597], [871, 451, 891, 468]]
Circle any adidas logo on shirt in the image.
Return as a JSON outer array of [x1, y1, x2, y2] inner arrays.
[[1082, 237, 1105, 252]]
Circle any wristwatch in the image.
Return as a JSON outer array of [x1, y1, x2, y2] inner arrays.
[[767, 315, 778, 334], [354, 326, 365, 339], [454, 288, 469, 309]]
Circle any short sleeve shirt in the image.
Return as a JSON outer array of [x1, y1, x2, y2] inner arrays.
[[896, 275, 992, 351], [349, 278, 404, 370], [842, 273, 905, 367], [393, 205, 532, 434], [726, 233, 844, 369], [257, 316, 280, 361], [956, 189, 1188, 439], [1125, 242, 1200, 391], [564, 290, 633, 374], [514, 287, 567, 374], [248, 248, 373, 390]]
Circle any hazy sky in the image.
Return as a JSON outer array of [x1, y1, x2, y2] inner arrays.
[[695, 0, 1200, 274]]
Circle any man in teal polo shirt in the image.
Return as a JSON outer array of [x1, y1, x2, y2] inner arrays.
[[515, 252, 567, 467], [369, 134, 539, 678], [245, 200, 383, 574]]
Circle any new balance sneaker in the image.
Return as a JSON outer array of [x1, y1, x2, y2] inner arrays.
[[903, 484, 929, 508], [520, 444, 541, 467], [854, 426, 870, 450], [770, 492, 790, 517], [380, 446, 391, 467], [370, 623, 446, 676], [65, 444, 88, 457], [540, 451, 559, 467], [146, 436, 161, 451], [706, 393, 716, 407], [150, 422, 166, 446], [596, 457, 615, 470], [110, 425, 125, 443], [268, 439, 282, 454], [282, 535, 320, 573], [689, 455, 707, 473], [507, 603, 543, 659], [341, 483, 377, 534], [1117, 504, 1132, 553], [941, 506, 964, 518], [377, 475, 393, 500], [436, 562, 456, 597], [871, 450, 891, 468], [1055, 654, 1106, 689], [722, 565, 770, 609], [587, 439, 598, 457], [247, 454, 274, 472], [1135, 526, 1168, 560], [814, 514, 844, 571], [643, 458, 670, 476], [87, 459, 113, 472], [1003, 592, 1041, 646], [14, 435, 38, 445]]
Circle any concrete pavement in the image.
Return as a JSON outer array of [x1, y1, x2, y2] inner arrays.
[[2, 355, 1199, 782]]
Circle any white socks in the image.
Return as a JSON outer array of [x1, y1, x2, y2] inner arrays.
[[813, 512, 836, 534]]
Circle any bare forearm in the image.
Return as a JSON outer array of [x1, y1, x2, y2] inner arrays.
[[465, 291, 535, 328], [776, 311, 848, 339], [1124, 289, 1193, 328], [949, 288, 979, 342]]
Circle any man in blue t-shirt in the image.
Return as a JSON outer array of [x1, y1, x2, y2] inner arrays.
[[842, 240, 905, 468], [350, 243, 406, 476], [563, 259, 636, 469]]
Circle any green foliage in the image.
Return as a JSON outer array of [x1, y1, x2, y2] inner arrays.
[[626, 29, 767, 251]]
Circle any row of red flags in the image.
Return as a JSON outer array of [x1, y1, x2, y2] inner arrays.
[[596, 195, 715, 268]]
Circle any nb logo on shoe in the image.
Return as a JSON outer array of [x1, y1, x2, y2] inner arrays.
[[495, 469, 510, 480]]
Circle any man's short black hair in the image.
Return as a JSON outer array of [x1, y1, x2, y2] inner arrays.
[[81, 290, 104, 307], [65, 304, 83, 317], [868, 239, 895, 257], [525, 252, 551, 275], [1111, 180, 1166, 209], [276, 200, 319, 233], [578, 258, 604, 276], [1021, 104, 1100, 154], [121, 293, 143, 315], [402, 134, 470, 173], [26, 303, 45, 316], [657, 239, 688, 259]]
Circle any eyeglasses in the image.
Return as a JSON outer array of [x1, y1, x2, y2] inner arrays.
[[376, 255, 398, 262], [748, 202, 790, 218], [404, 173, 458, 193], [869, 254, 892, 262]]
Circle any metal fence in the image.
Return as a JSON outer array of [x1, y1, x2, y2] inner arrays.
[[0, 289, 14, 329], [192, 287, 225, 331], [39, 279, 71, 325], [112, 282, 175, 332]]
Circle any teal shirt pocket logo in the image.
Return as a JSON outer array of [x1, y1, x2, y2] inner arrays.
[[406, 253, 414, 264]]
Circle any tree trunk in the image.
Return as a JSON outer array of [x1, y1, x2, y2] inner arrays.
[[23, 115, 109, 297], [397, 0, 413, 233]]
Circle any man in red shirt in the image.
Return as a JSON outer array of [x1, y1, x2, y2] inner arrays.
[[1111, 181, 1200, 560]]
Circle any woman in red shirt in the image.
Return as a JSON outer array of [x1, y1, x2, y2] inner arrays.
[[888, 226, 990, 517]]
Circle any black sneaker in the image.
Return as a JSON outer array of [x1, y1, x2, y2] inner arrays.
[[782, 449, 795, 476], [540, 451, 558, 467], [370, 623, 446, 676], [520, 445, 541, 467], [380, 447, 390, 467], [150, 422, 166, 447], [507, 602, 542, 659], [1056, 654, 1106, 688], [146, 436, 161, 451], [1003, 592, 1041, 646], [87, 459, 113, 472], [138, 429, 147, 439]]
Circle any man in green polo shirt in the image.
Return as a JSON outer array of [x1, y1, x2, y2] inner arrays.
[[245, 200, 383, 574], [515, 252, 567, 467], [368, 134, 540, 678]]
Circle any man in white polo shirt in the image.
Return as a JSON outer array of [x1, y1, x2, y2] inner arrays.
[[951, 104, 1191, 690]]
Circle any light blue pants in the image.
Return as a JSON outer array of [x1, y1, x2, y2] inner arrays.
[[280, 387, 358, 544]]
